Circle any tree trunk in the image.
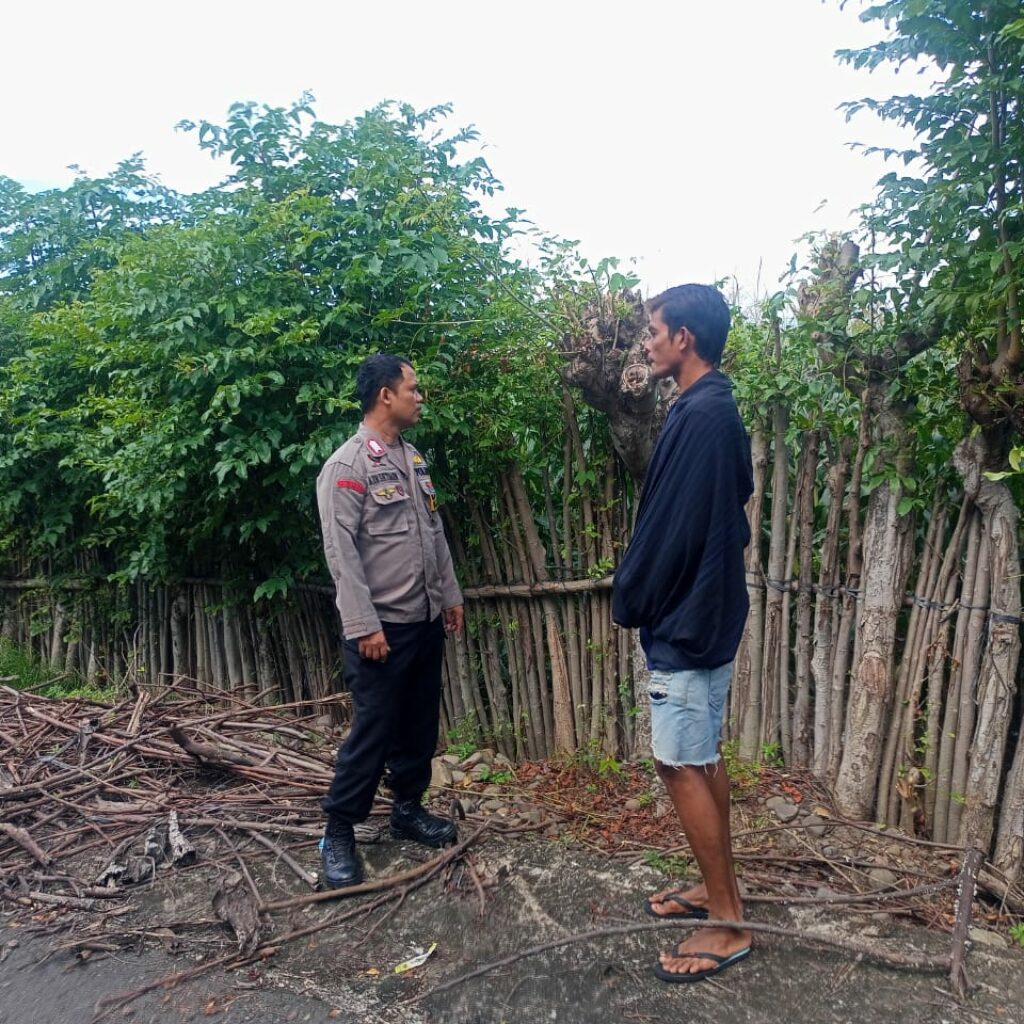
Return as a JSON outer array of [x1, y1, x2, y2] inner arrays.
[[559, 291, 664, 487], [834, 473, 915, 818]]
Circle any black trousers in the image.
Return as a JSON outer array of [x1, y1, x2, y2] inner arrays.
[[321, 617, 445, 823]]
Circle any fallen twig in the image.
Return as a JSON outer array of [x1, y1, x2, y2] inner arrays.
[[244, 828, 317, 888], [258, 822, 490, 912], [950, 846, 984, 1000], [0, 822, 53, 867]]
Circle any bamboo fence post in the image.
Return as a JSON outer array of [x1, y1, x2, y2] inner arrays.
[[736, 426, 769, 756], [956, 445, 1023, 856], [238, 603, 259, 704], [460, 615, 494, 739], [494, 497, 549, 755], [563, 400, 598, 737], [933, 512, 981, 842], [790, 431, 818, 767], [779, 471, 798, 765], [49, 599, 67, 671], [760, 401, 790, 755], [827, 400, 869, 781], [439, 656, 455, 741], [598, 453, 619, 754], [948, 528, 991, 841], [811, 439, 849, 774], [147, 583, 160, 685], [876, 499, 943, 825], [467, 499, 532, 759], [559, 418, 587, 742], [281, 613, 306, 705], [223, 602, 244, 695], [502, 472, 557, 754], [921, 563, 960, 831]]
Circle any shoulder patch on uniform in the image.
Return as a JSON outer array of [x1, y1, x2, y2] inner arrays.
[[412, 452, 425, 466], [336, 479, 366, 494], [366, 438, 386, 458]]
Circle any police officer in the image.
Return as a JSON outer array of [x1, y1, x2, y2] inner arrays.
[[316, 354, 464, 888]]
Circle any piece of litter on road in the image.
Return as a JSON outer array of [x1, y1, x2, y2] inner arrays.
[[393, 942, 438, 973]]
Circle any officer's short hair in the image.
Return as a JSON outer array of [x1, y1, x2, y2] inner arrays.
[[648, 284, 731, 365], [357, 354, 412, 413]]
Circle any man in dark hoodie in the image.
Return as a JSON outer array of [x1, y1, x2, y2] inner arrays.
[[612, 284, 754, 983]]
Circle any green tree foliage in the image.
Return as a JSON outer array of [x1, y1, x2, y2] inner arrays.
[[0, 99, 560, 592], [838, 0, 1024, 468], [0, 159, 183, 312]]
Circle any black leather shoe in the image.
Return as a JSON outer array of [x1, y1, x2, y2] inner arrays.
[[390, 799, 457, 848], [320, 818, 364, 888]]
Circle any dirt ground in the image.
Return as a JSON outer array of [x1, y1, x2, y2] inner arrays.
[[2, 829, 1023, 1024], [2, 687, 1021, 1024]]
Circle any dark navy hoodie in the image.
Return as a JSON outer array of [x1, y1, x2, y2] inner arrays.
[[612, 370, 753, 671]]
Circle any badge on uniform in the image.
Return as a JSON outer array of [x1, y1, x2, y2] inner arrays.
[[366, 438, 387, 464], [412, 453, 425, 466], [336, 479, 366, 494], [375, 485, 398, 500], [420, 476, 437, 513]]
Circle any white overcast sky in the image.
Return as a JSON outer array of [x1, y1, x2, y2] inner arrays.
[[2, 0, 918, 298]]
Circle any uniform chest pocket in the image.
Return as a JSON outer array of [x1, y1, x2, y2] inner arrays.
[[367, 485, 410, 535]]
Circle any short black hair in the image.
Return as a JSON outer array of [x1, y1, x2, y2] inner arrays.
[[356, 354, 412, 414], [648, 284, 731, 365]]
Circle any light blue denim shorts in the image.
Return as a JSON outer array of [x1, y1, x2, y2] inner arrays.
[[649, 662, 734, 767]]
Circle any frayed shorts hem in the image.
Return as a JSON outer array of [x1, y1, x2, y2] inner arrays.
[[655, 754, 723, 770]]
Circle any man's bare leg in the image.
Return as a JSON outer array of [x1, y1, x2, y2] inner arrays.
[[654, 756, 749, 976], [647, 743, 737, 915]]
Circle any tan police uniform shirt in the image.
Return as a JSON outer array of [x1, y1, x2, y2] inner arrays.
[[316, 424, 463, 640]]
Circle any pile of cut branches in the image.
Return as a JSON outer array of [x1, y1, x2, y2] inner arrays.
[[0, 682, 504, 1018], [0, 682, 342, 908]]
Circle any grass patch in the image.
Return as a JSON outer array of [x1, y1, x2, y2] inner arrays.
[[720, 739, 763, 798], [642, 849, 692, 878], [0, 639, 117, 702]]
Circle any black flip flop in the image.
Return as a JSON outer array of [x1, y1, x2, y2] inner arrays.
[[652, 945, 751, 983], [642, 891, 710, 920]]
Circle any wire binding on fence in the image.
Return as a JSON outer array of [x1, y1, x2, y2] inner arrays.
[[2, 573, 1022, 628]]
